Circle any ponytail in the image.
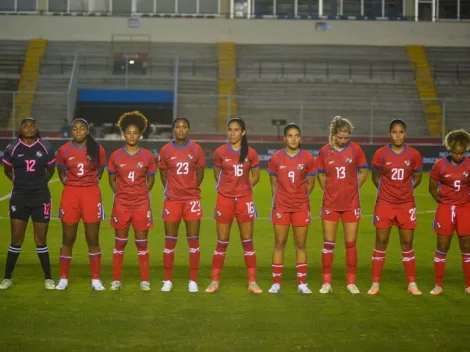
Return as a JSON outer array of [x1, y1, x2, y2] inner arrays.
[[329, 116, 354, 145], [239, 134, 249, 163], [85, 134, 100, 165]]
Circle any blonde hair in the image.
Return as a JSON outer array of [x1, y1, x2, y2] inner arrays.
[[444, 129, 470, 151], [329, 116, 354, 145], [117, 111, 148, 133]]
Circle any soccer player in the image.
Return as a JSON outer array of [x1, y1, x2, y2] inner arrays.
[[205, 117, 262, 294], [55, 118, 107, 291], [159, 117, 205, 292], [0, 117, 56, 290], [317, 116, 368, 295], [368, 119, 423, 295], [429, 129, 470, 295], [108, 112, 157, 292], [267, 123, 317, 294]]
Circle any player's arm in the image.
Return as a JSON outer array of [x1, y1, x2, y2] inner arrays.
[[57, 167, 67, 185], [196, 167, 205, 187], [250, 167, 260, 187], [108, 173, 117, 194], [3, 164, 13, 181], [412, 171, 423, 189], [358, 168, 368, 187], [159, 169, 167, 187], [213, 166, 221, 182], [147, 175, 155, 191], [269, 175, 277, 196], [317, 173, 326, 190], [307, 175, 315, 194], [97, 167, 105, 181], [46, 164, 55, 181], [372, 169, 381, 189], [429, 176, 439, 202]]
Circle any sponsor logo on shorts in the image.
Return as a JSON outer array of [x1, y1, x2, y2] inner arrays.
[[375, 215, 380, 222], [113, 216, 118, 223], [216, 210, 222, 217], [324, 209, 330, 215], [276, 213, 282, 219], [164, 209, 170, 215], [11, 206, 16, 212]]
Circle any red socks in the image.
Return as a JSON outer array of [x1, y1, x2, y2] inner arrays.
[[187, 236, 200, 282], [296, 263, 307, 285], [135, 239, 149, 282], [272, 264, 283, 285], [210, 240, 229, 282], [434, 250, 447, 287], [242, 239, 257, 282], [462, 253, 470, 288], [112, 236, 128, 281], [345, 241, 357, 285], [88, 251, 101, 280], [371, 248, 386, 283], [321, 241, 335, 284], [402, 249, 416, 283], [59, 255, 72, 279], [163, 236, 177, 281]]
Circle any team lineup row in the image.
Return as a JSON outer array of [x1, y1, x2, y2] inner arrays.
[[1, 113, 470, 296]]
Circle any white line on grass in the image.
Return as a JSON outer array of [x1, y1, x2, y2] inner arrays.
[[0, 179, 60, 202], [0, 209, 436, 221]]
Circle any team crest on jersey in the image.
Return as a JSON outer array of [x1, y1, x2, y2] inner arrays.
[[36, 151, 43, 157], [297, 164, 304, 170], [188, 154, 194, 160], [137, 162, 144, 168], [404, 160, 410, 167], [346, 158, 352, 164], [463, 172, 469, 178]]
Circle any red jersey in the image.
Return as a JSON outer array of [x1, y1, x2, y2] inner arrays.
[[158, 140, 206, 202], [56, 141, 107, 187], [267, 149, 317, 212], [107, 148, 157, 209], [317, 142, 368, 211], [214, 144, 259, 198], [430, 156, 470, 205], [372, 145, 423, 206]]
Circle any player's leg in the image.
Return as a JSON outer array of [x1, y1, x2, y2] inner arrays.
[[269, 222, 290, 294], [56, 186, 82, 290], [458, 236, 470, 294], [235, 195, 260, 293], [84, 222, 104, 291], [132, 209, 153, 292], [0, 214, 28, 290], [398, 228, 421, 295], [32, 219, 54, 290], [293, 221, 312, 295], [207, 194, 234, 292], [110, 205, 132, 290], [430, 234, 452, 295], [185, 218, 201, 293], [343, 215, 360, 294], [320, 211, 339, 293], [161, 201, 183, 292], [368, 204, 393, 295]]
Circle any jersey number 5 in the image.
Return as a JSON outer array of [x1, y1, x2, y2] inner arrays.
[[177, 162, 189, 175], [454, 180, 461, 191]]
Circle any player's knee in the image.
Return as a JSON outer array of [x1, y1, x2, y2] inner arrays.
[[400, 240, 413, 251], [34, 234, 47, 246], [375, 239, 388, 249], [274, 240, 287, 251], [294, 242, 307, 251]]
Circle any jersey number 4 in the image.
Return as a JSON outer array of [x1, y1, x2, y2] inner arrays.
[[177, 162, 189, 175]]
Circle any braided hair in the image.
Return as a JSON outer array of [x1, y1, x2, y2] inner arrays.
[[72, 118, 100, 165]]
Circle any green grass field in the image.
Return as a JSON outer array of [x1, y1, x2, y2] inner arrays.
[[0, 168, 468, 352]]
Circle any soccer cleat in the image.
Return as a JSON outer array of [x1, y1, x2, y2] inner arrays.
[[297, 283, 312, 295], [44, 279, 55, 290], [465, 287, 470, 295], [248, 282, 263, 294], [347, 284, 360, 295], [319, 283, 333, 294], [140, 281, 151, 292], [407, 282, 422, 296], [204, 281, 219, 293], [188, 280, 199, 293], [91, 279, 105, 291], [268, 283, 281, 294], [430, 285, 443, 295], [110, 281, 121, 291], [161, 280, 173, 292], [0, 279, 12, 290], [55, 279, 68, 291], [367, 283, 380, 295]]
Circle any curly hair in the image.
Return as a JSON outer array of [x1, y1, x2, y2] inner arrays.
[[329, 116, 354, 145], [444, 129, 470, 151], [117, 111, 148, 133]]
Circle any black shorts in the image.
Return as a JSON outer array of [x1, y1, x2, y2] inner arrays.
[[9, 189, 52, 223]]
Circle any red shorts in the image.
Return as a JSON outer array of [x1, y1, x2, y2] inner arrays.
[[320, 207, 361, 223], [111, 203, 153, 231], [59, 185, 104, 224], [214, 193, 256, 224], [373, 202, 417, 230], [162, 199, 203, 222], [271, 209, 311, 227], [434, 203, 470, 237]]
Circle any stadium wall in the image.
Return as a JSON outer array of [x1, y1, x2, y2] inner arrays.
[[0, 16, 469, 46], [0, 139, 462, 171]]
